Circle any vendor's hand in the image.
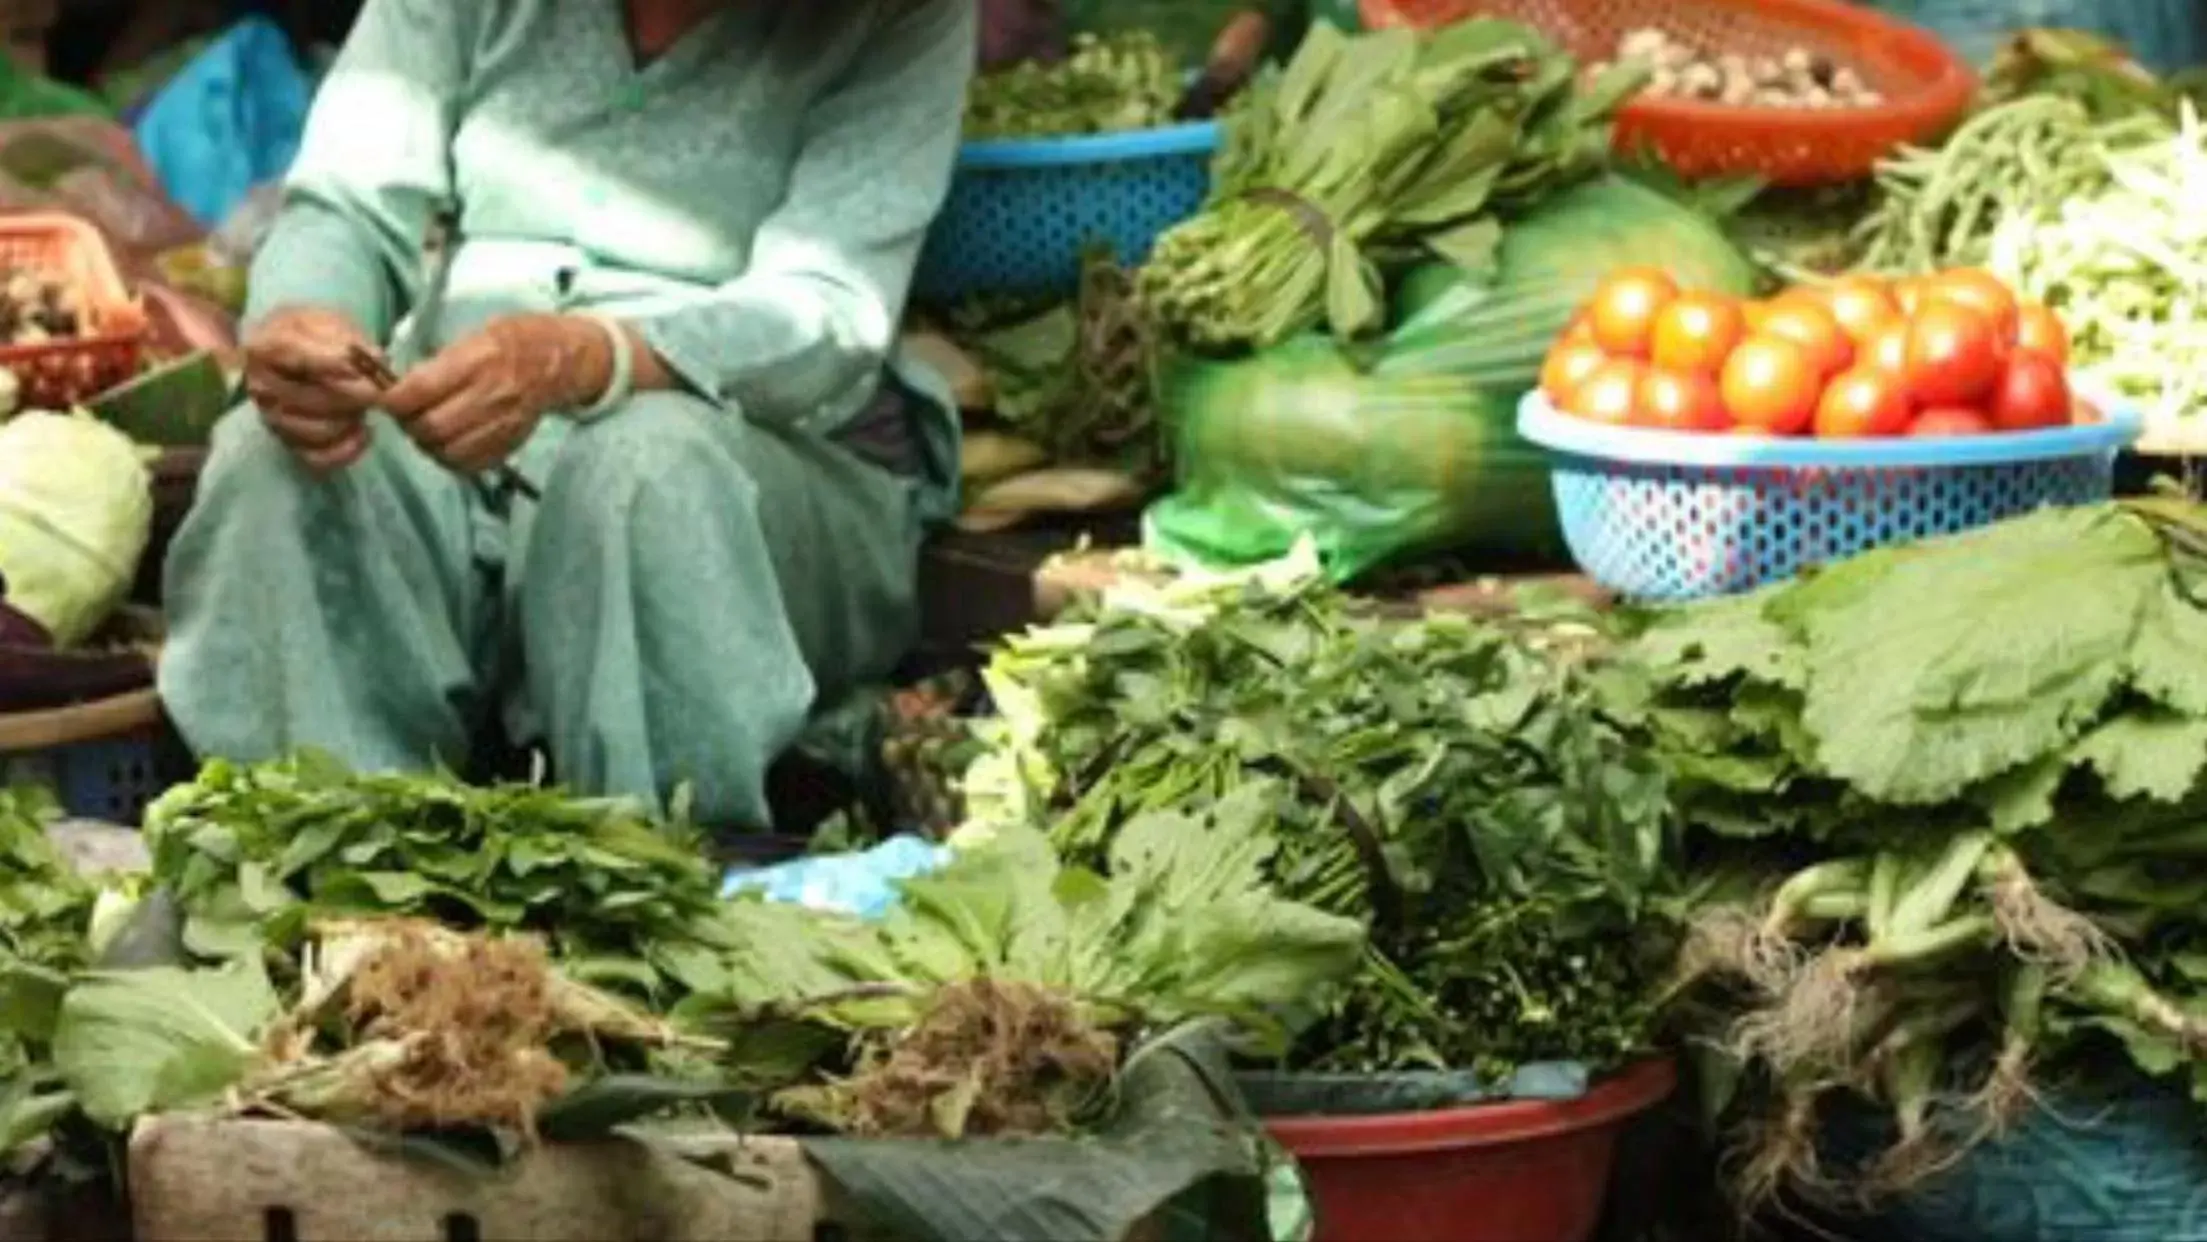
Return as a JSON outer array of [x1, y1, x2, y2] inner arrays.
[[382, 314, 614, 474], [242, 306, 384, 473]]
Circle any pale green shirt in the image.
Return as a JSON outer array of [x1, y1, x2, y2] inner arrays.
[[248, 0, 975, 449]]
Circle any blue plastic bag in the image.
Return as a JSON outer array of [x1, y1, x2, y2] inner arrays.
[[132, 17, 310, 226], [720, 835, 950, 920]]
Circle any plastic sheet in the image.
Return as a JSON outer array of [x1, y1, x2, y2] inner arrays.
[[133, 17, 310, 227], [719, 834, 951, 920]]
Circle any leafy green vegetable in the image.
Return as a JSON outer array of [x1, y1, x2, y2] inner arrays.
[[142, 754, 728, 999], [0, 789, 99, 1156], [955, 546, 1672, 1076], [1139, 20, 1641, 351], [52, 958, 278, 1129], [953, 254, 1165, 478], [1634, 500, 2207, 1205], [688, 794, 1365, 1050], [964, 32, 1181, 139]]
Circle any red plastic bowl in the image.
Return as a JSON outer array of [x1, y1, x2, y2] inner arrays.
[[1361, 0, 1975, 185], [1265, 1059, 1677, 1242]]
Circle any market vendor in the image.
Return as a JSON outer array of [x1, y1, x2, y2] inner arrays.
[[158, 0, 973, 828]]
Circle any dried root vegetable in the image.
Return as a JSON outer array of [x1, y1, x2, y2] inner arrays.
[[250, 920, 695, 1139], [775, 978, 1118, 1139]]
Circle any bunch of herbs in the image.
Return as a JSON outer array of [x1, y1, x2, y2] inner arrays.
[[957, 547, 1674, 1078], [1138, 20, 1641, 351]]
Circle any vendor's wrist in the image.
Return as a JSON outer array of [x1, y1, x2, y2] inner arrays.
[[561, 312, 634, 422]]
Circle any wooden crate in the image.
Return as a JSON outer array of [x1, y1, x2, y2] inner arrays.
[[130, 1117, 842, 1242]]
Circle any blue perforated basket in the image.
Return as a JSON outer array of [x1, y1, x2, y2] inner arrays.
[[911, 121, 1221, 304], [1517, 392, 2142, 600]]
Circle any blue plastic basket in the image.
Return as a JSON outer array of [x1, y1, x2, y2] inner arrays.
[[1, 730, 171, 823], [911, 121, 1220, 304], [1870, 0, 2207, 73], [1516, 393, 2142, 600]]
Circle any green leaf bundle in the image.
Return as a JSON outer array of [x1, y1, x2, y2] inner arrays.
[[1137, 20, 1640, 352], [141, 754, 728, 1000], [1630, 500, 2207, 1205]]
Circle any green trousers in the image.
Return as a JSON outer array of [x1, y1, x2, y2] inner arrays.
[[157, 393, 929, 829]]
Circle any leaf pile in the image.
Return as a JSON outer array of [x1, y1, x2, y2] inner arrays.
[[954, 253, 1166, 481], [678, 796, 1366, 1135], [964, 31, 1181, 139], [956, 548, 1673, 1077], [1629, 500, 2207, 1205], [0, 790, 98, 1157], [141, 754, 729, 1000], [1139, 20, 1641, 351]]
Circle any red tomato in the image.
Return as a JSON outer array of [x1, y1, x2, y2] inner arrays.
[[1720, 335, 1821, 435], [1923, 268, 2020, 343], [1861, 321, 1911, 379], [1759, 300, 1854, 377], [1819, 276, 1903, 344], [1541, 343, 1610, 408], [1638, 368, 1731, 432], [2015, 301, 2069, 365], [1910, 406, 1994, 436], [1814, 368, 1914, 438], [1649, 293, 1747, 375], [1587, 268, 1680, 357], [1905, 302, 2004, 406], [1567, 357, 1647, 424], [1890, 276, 1931, 315], [1987, 349, 2072, 431]]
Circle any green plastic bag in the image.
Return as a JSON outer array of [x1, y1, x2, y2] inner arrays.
[[1143, 176, 1757, 581]]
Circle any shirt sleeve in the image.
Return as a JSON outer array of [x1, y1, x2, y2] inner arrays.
[[242, 0, 474, 340], [632, 0, 976, 432]]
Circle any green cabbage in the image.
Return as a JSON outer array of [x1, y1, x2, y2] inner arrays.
[[0, 410, 152, 647]]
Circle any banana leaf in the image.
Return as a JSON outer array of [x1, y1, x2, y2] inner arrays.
[[802, 1027, 1272, 1242]]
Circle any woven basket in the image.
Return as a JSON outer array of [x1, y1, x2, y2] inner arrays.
[[0, 212, 147, 409]]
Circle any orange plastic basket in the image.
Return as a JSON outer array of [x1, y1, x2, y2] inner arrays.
[[1361, 0, 1977, 185], [0, 213, 147, 409]]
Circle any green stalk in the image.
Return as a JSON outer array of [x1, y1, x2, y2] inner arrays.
[[1761, 858, 1871, 941], [1887, 834, 1994, 938]]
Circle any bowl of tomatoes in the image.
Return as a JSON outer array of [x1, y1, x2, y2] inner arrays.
[[1518, 267, 2140, 599]]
